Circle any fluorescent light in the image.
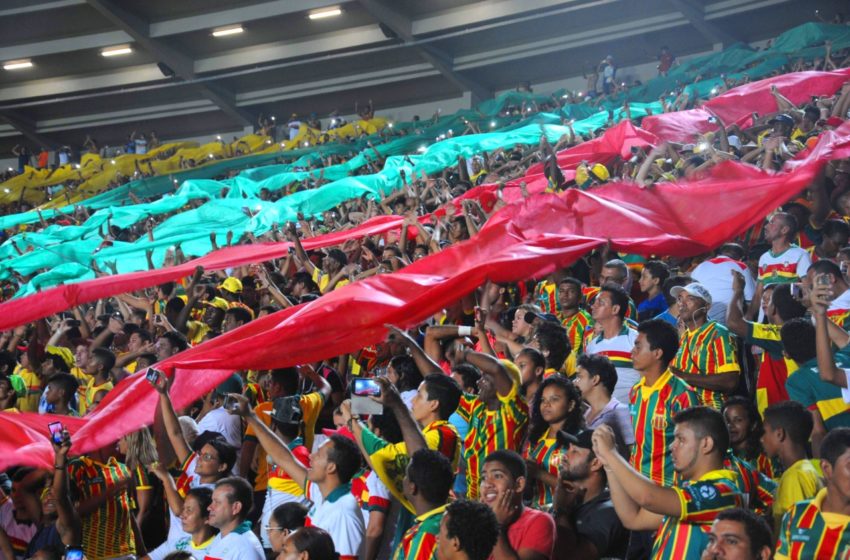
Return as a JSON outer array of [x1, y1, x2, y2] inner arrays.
[[3, 59, 32, 70], [101, 45, 132, 57], [309, 7, 341, 19], [212, 25, 244, 37]]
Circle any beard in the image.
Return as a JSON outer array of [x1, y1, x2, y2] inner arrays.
[[559, 458, 590, 482]]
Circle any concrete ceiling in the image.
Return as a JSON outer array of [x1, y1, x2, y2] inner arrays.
[[0, 0, 843, 155]]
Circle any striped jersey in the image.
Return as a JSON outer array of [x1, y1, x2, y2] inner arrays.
[[534, 279, 560, 315], [629, 369, 700, 486], [745, 322, 798, 416], [522, 428, 565, 509], [650, 469, 745, 560], [828, 288, 850, 331], [786, 356, 850, 431], [584, 323, 639, 405], [757, 245, 811, 285], [672, 320, 740, 409], [776, 488, 850, 560], [68, 456, 136, 560], [723, 452, 777, 515], [561, 309, 593, 375], [363, 420, 460, 513], [457, 380, 528, 499], [392, 504, 446, 560]]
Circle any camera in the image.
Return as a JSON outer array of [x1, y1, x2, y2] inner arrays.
[[353, 378, 382, 397], [224, 394, 241, 412], [146, 367, 163, 385]]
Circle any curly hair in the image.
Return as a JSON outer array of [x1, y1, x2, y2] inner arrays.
[[527, 375, 584, 445]]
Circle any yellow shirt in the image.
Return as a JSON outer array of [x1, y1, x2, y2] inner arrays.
[[80, 378, 114, 415], [12, 366, 40, 412], [773, 458, 824, 530]]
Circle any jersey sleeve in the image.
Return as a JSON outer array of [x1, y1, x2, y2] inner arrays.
[[456, 393, 478, 423], [785, 368, 815, 410], [775, 508, 794, 560], [796, 251, 812, 278], [674, 478, 742, 523], [365, 472, 391, 514], [299, 391, 326, 450], [745, 322, 785, 356], [706, 330, 740, 374]]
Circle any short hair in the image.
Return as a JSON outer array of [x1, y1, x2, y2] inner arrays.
[[483, 450, 526, 481], [774, 212, 799, 239], [132, 329, 153, 343], [780, 318, 816, 364], [451, 363, 481, 392], [823, 219, 850, 241], [390, 355, 423, 392], [46, 373, 79, 404], [422, 373, 462, 420], [532, 321, 570, 370], [517, 347, 546, 370], [407, 449, 453, 505], [185, 487, 213, 519], [327, 434, 362, 484], [763, 401, 813, 446], [160, 331, 188, 353], [599, 283, 629, 320], [809, 259, 842, 280], [637, 319, 680, 366], [163, 553, 195, 560], [326, 248, 347, 267], [577, 354, 618, 396], [602, 259, 629, 282], [662, 274, 692, 306], [165, 297, 186, 315], [158, 282, 176, 298], [205, 437, 236, 475], [91, 347, 116, 372], [271, 502, 308, 531], [224, 307, 252, 325], [288, 527, 336, 560], [714, 508, 775, 557], [822, 428, 850, 467], [445, 500, 500, 560], [803, 105, 821, 122], [770, 285, 807, 322], [673, 406, 729, 456], [216, 476, 253, 521], [269, 367, 299, 396], [643, 260, 670, 285]]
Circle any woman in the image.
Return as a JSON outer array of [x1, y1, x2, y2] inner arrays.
[[143, 487, 216, 560], [267, 503, 309, 555], [523, 376, 584, 509], [118, 428, 165, 547], [279, 527, 337, 560], [723, 396, 779, 479]]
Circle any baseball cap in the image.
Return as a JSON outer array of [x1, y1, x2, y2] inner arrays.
[[270, 396, 303, 426], [556, 428, 593, 449], [769, 114, 794, 127], [670, 282, 712, 305], [203, 297, 229, 311], [218, 277, 243, 294], [214, 374, 244, 397]]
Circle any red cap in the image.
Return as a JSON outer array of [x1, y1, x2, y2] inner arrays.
[[322, 426, 356, 441]]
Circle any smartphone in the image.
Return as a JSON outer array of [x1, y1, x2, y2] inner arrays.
[[353, 378, 382, 397], [146, 367, 163, 385], [66, 319, 81, 328], [707, 116, 717, 124], [223, 394, 240, 411], [65, 546, 85, 560], [817, 273, 831, 286], [47, 421, 65, 446], [790, 283, 803, 299]]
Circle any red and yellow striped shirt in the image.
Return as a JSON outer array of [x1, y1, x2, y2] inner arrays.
[[672, 321, 739, 409], [392, 504, 446, 560], [777, 488, 850, 560]]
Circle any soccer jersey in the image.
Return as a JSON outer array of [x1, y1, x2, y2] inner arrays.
[[629, 369, 700, 486], [203, 525, 264, 560], [457, 376, 528, 499], [828, 288, 850, 331], [534, 279, 560, 315], [672, 320, 739, 409], [0, 496, 37, 557], [312, 267, 349, 294], [561, 309, 593, 376], [363, 419, 460, 513], [149, 534, 215, 560], [392, 504, 446, 560], [12, 365, 40, 412], [259, 439, 310, 549], [583, 323, 639, 404], [758, 245, 811, 285], [723, 452, 776, 515], [522, 429, 564, 509], [786, 356, 850, 430], [80, 378, 113, 416], [773, 459, 824, 531], [305, 481, 365, 560], [68, 455, 136, 560], [651, 469, 745, 560], [776, 488, 850, 560], [745, 322, 798, 415]]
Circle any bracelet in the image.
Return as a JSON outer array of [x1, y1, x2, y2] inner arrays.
[[458, 325, 473, 336], [54, 464, 66, 469]]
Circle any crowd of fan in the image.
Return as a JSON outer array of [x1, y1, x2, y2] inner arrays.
[[1, 24, 850, 560]]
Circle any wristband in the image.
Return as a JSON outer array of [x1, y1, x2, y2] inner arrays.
[[458, 326, 473, 336], [54, 464, 66, 469]]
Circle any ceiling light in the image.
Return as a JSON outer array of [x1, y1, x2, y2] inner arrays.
[[3, 59, 32, 70], [212, 25, 244, 37], [101, 45, 133, 57], [309, 7, 341, 19]]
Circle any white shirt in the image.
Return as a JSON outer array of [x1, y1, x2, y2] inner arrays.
[[585, 325, 639, 404], [203, 529, 264, 560], [148, 533, 214, 560], [691, 257, 755, 324], [197, 406, 243, 450], [757, 245, 811, 285], [306, 481, 365, 558]]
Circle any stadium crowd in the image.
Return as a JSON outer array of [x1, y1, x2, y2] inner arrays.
[[1, 18, 850, 560]]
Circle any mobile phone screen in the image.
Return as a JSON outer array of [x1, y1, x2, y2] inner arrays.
[[48, 421, 64, 445], [353, 378, 381, 397]]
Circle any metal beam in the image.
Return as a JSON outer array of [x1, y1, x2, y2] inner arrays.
[[84, 0, 255, 126], [0, 110, 55, 148], [356, 0, 491, 102], [665, 0, 741, 46]]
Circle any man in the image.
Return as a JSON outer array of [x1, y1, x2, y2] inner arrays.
[[552, 429, 628, 559], [593, 406, 745, 559], [196, 374, 244, 451], [655, 275, 692, 327], [233, 393, 365, 560], [204, 477, 264, 559], [754, 212, 811, 313], [154, 331, 188, 364], [41, 373, 79, 416], [637, 260, 670, 322], [222, 307, 252, 334], [776, 428, 850, 559], [289, 226, 350, 294], [437, 500, 500, 560], [583, 284, 639, 404], [480, 450, 556, 560], [394, 449, 454, 560], [670, 282, 740, 409], [691, 243, 756, 325], [701, 508, 773, 560], [806, 260, 850, 330], [557, 277, 593, 372], [587, 259, 638, 320], [79, 348, 115, 416], [573, 355, 634, 447], [629, 319, 700, 487], [726, 272, 805, 415]]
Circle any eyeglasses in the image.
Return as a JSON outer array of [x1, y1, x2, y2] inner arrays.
[[199, 452, 219, 462], [265, 525, 289, 534]]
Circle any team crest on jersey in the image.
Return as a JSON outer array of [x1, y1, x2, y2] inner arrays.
[[698, 485, 717, 501], [651, 414, 667, 430]]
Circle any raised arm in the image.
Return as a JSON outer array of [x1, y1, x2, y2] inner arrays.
[[52, 434, 82, 546], [458, 348, 514, 397], [812, 279, 850, 388], [374, 376, 428, 455], [150, 370, 192, 464], [385, 325, 443, 376], [725, 270, 750, 338]]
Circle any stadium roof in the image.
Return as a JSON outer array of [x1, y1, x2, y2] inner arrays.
[[0, 0, 844, 155]]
